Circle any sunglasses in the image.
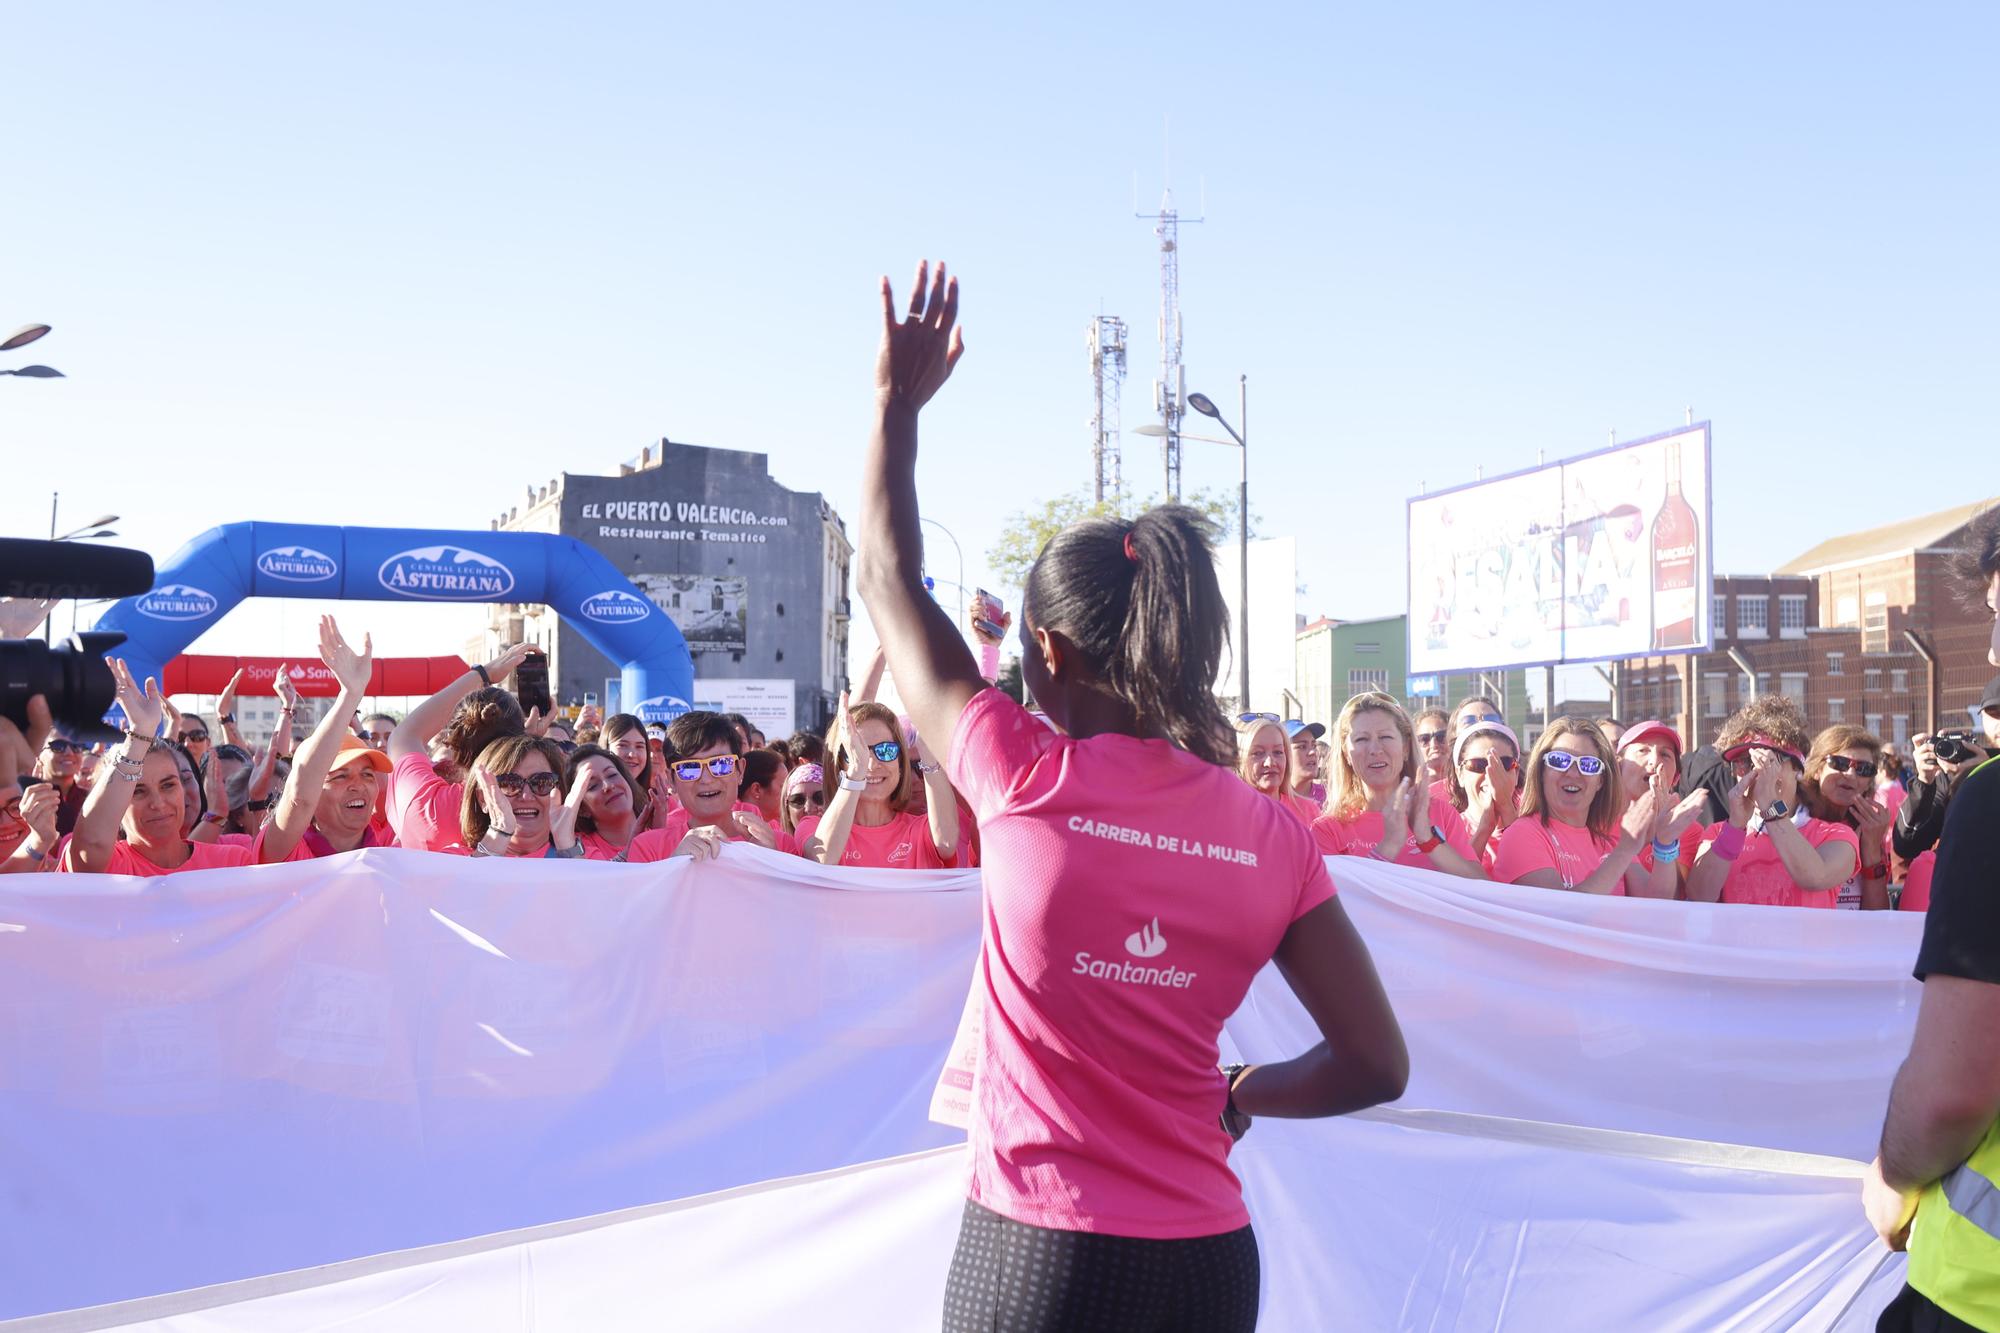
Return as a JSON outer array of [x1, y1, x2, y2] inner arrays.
[[672, 755, 740, 782], [1463, 754, 1519, 774], [787, 791, 828, 810], [494, 771, 561, 798], [1415, 730, 1447, 747], [181, 731, 210, 743], [1235, 712, 1280, 725], [44, 739, 81, 755], [859, 740, 902, 764], [1823, 755, 1879, 778], [1461, 712, 1502, 726], [1542, 751, 1605, 777]]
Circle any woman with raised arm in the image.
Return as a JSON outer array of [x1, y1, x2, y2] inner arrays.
[[1800, 723, 1895, 909], [256, 618, 389, 862], [1311, 692, 1484, 877], [1686, 697, 1860, 908], [1490, 717, 1665, 896], [61, 661, 255, 875], [386, 643, 534, 852], [565, 744, 644, 859], [457, 735, 587, 858], [1450, 719, 1521, 868], [860, 262, 1406, 1333], [1612, 721, 1711, 898], [809, 699, 959, 868]]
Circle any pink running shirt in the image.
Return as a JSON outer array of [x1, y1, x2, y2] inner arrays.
[[945, 689, 1336, 1239], [1491, 817, 1622, 892], [1310, 790, 1473, 869], [60, 839, 255, 876], [625, 804, 803, 862], [1698, 817, 1856, 908], [1279, 791, 1321, 826], [795, 809, 950, 869], [387, 752, 464, 853]]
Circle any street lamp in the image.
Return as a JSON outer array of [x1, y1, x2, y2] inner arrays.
[[3, 321, 63, 378], [1140, 377, 1251, 711], [920, 517, 966, 614]]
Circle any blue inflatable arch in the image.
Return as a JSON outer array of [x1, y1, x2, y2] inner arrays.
[[94, 523, 694, 722]]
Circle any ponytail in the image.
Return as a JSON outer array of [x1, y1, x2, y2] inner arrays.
[[1024, 504, 1233, 768], [436, 686, 527, 769]]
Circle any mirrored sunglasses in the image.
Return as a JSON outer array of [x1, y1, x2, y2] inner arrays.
[[1463, 754, 1518, 774], [673, 755, 740, 781], [1542, 751, 1605, 777], [494, 771, 561, 797], [1235, 711, 1280, 725], [1824, 755, 1879, 778], [865, 740, 902, 764]]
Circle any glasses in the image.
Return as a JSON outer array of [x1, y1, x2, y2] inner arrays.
[[1415, 730, 1447, 747], [1462, 754, 1518, 774], [181, 731, 210, 744], [494, 771, 561, 798], [1235, 712, 1280, 725], [861, 740, 902, 764], [1542, 751, 1605, 777], [672, 755, 740, 781], [44, 739, 80, 755], [1824, 755, 1879, 778], [787, 791, 828, 810]]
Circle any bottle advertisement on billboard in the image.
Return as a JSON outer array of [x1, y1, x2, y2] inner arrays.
[[1407, 425, 1711, 673]]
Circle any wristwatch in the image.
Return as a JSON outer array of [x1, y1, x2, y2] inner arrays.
[[1414, 825, 1445, 854], [1762, 799, 1790, 821], [1219, 1063, 1251, 1142], [839, 772, 866, 792], [1862, 860, 1889, 881]]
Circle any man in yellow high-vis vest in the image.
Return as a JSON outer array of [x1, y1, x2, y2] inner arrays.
[[1866, 507, 2000, 1333]]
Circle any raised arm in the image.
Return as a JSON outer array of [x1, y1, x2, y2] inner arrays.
[[1512, 790, 1655, 895], [69, 661, 163, 872], [389, 643, 532, 761], [855, 261, 985, 765], [809, 695, 862, 865], [248, 667, 300, 809], [260, 618, 373, 864], [1753, 762, 1856, 891], [216, 668, 249, 750], [1688, 770, 1756, 903], [853, 645, 888, 704], [912, 727, 960, 861]]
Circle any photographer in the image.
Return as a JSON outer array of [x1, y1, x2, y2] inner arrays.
[[1893, 674, 2000, 861]]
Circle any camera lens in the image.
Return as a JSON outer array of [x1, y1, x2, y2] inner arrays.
[[0, 631, 125, 740]]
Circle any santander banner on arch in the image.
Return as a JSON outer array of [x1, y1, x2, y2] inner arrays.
[[93, 523, 695, 721]]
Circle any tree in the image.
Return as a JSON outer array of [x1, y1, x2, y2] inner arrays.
[[984, 487, 1252, 592]]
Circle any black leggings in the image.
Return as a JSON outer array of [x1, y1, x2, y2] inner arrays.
[[942, 1199, 1261, 1332]]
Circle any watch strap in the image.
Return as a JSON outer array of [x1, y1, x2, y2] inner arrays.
[[1414, 824, 1444, 854]]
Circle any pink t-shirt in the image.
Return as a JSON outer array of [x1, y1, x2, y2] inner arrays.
[[1280, 791, 1322, 826], [60, 839, 256, 876], [945, 688, 1336, 1239], [577, 830, 637, 861], [1698, 817, 1858, 909], [1310, 790, 1473, 869], [1491, 817, 1622, 892], [1900, 849, 1935, 912], [387, 752, 465, 853], [794, 809, 950, 869], [625, 804, 803, 862], [251, 823, 389, 863]]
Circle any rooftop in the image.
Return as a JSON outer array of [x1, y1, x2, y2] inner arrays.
[[1776, 497, 1998, 576]]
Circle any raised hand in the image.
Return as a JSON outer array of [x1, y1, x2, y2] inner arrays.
[[1620, 786, 1659, 841], [1379, 778, 1414, 852], [475, 768, 518, 837], [549, 775, 587, 851], [484, 643, 535, 685], [19, 783, 59, 846], [1750, 757, 1784, 813], [1853, 797, 1895, 847], [1911, 735, 1939, 783], [0, 597, 58, 640], [876, 260, 964, 410], [524, 706, 551, 739], [158, 694, 184, 738], [217, 667, 246, 721], [828, 691, 855, 776], [1723, 769, 1756, 828], [109, 658, 165, 738], [1658, 789, 1711, 844], [319, 616, 374, 696], [273, 664, 302, 712]]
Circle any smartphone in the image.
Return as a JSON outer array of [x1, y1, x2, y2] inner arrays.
[[973, 586, 1006, 640], [583, 691, 598, 708], [511, 651, 555, 717]]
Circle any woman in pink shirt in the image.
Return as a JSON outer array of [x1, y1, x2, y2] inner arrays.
[[385, 644, 535, 852], [1413, 707, 1452, 790], [1311, 692, 1483, 876], [1490, 717, 1666, 895], [1449, 720, 1522, 868], [455, 735, 587, 859], [1800, 724, 1895, 909], [861, 261, 1406, 1332], [256, 618, 394, 863], [781, 762, 827, 839], [564, 745, 644, 860], [1612, 721, 1712, 897], [1235, 714, 1320, 826], [1686, 698, 1860, 908], [809, 700, 960, 868], [623, 712, 807, 862], [61, 660, 255, 876]]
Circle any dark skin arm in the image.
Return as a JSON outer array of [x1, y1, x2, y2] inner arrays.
[[1229, 897, 1410, 1119], [855, 260, 983, 759]]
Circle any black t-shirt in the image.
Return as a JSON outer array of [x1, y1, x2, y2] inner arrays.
[[1913, 757, 2000, 984]]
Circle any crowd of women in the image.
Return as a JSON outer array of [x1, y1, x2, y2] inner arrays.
[[1228, 678, 1983, 910]]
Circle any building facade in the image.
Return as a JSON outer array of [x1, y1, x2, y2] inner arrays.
[[479, 440, 852, 733], [1296, 614, 1533, 737], [1615, 499, 1997, 747]]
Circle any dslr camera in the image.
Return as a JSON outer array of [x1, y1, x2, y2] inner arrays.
[[1931, 729, 1988, 766]]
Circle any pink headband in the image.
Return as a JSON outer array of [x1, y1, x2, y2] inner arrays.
[[785, 763, 824, 795]]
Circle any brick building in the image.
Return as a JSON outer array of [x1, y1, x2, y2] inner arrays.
[[1615, 498, 1998, 748]]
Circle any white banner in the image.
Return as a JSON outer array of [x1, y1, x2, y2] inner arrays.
[[0, 851, 1919, 1329]]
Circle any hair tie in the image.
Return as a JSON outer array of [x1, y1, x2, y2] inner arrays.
[[1123, 531, 1138, 563]]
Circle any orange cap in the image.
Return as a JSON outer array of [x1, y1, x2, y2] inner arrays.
[[331, 734, 394, 775]]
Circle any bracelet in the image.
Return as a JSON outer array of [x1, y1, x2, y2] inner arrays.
[[112, 768, 140, 784], [276, 753, 294, 762], [839, 772, 866, 792], [1652, 838, 1681, 861], [220, 713, 236, 724], [1710, 824, 1747, 862], [22, 843, 44, 863], [246, 797, 272, 812], [916, 760, 942, 775], [1862, 860, 1889, 881], [474, 664, 492, 686]]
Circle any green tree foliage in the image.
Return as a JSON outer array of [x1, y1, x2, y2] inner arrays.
[[984, 487, 1250, 592]]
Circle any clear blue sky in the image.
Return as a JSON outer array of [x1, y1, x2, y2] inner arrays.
[[5, 4, 1995, 690]]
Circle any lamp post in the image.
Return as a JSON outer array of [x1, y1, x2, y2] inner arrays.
[[920, 517, 965, 614], [2, 322, 63, 379], [47, 495, 121, 640], [1187, 379, 1250, 713]]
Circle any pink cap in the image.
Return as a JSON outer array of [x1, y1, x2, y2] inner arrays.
[[1617, 720, 1682, 757]]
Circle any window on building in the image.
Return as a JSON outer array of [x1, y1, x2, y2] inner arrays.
[[1355, 641, 1381, 654], [1704, 674, 1728, 719], [1891, 669, 1909, 694], [1864, 607, 1889, 654], [1828, 652, 1844, 676], [1713, 596, 1728, 641], [1837, 595, 1859, 626], [1893, 715, 1910, 747], [1828, 697, 1846, 723], [1780, 672, 1808, 703], [1737, 596, 1769, 637], [1864, 667, 1882, 691], [1779, 594, 1808, 637], [1865, 713, 1883, 738], [1348, 668, 1388, 695]]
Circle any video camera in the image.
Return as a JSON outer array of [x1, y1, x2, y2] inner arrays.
[[0, 536, 156, 739]]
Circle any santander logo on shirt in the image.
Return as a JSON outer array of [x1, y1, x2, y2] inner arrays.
[[1073, 917, 1196, 989]]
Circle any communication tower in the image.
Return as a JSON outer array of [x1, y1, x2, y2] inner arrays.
[[1087, 316, 1128, 504], [1137, 187, 1200, 500]]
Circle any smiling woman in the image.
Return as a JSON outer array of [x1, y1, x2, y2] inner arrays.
[[1490, 716, 1659, 895], [1311, 692, 1483, 878]]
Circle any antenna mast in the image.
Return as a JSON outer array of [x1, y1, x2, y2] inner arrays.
[[1137, 181, 1202, 501], [1088, 316, 1128, 504]]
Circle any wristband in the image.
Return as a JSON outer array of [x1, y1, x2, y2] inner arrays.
[[22, 843, 44, 863], [916, 760, 942, 775], [220, 713, 236, 724], [1862, 860, 1889, 882], [474, 664, 492, 686], [1652, 838, 1681, 861], [246, 797, 273, 812], [1710, 824, 1747, 862], [276, 752, 294, 762], [839, 773, 866, 792], [200, 812, 224, 826], [1414, 825, 1444, 855], [978, 642, 1001, 683]]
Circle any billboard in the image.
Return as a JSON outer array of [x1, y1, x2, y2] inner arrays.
[[634, 573, 749, 654], [1407, 424, 1711, 673]]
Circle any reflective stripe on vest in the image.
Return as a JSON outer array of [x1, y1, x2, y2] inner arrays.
[[1908, 1121, 2000, 1330], [1941, 1162, 2000, 1242]]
